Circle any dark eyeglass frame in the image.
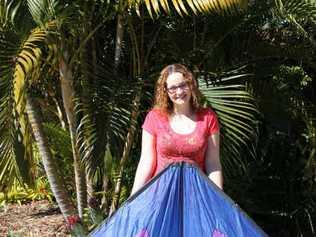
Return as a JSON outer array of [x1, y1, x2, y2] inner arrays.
[[166, 81, 189, 94]]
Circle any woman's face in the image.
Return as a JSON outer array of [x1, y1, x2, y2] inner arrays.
[[166, 72, 192, 107]]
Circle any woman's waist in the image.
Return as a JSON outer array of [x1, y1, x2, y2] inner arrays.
[[154, 156, 205, 176]]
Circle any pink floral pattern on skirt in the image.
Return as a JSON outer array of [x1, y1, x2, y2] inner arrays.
[[134, 229, 226, 237], [135, 229, 149, 237], [212, 229, 226, 237]]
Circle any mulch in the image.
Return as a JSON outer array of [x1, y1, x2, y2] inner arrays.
[[0, 200, 69, 237]]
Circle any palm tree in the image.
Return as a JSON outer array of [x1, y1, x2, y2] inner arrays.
[[0, 0, 78, 219]]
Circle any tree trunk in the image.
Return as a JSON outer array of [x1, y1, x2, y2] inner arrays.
[[101, 175, 109, 214], [60, 57, 87, 218], [114, 12, 125, 69], [26, 96, 76, 219], [52, 97, 67, 130], [86, 172, 94, 206]]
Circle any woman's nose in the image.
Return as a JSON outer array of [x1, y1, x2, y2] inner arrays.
[[175, 87, 185, 94]]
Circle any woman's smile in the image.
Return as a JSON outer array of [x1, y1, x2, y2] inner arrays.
[[174, 93, 188, 101]]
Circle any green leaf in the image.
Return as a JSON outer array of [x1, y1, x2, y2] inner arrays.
[[199, 69, 259, 165]]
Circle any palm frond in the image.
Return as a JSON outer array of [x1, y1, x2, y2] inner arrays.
[[13, 25, 56, 171], [0, 0, 21, 30], [27, 0, 57, 25], [76, 87, 135, 177], [0, 126, 22, 191], [0, 31, 35, 187], [199, 70, 259, 169], [0, 22, 57, 189], [13, 20, 57, 120], [276, 0, 316, 22], [129, 0, 248, 17], [73, 51, 141, 178], [274, 0, 316, 46]]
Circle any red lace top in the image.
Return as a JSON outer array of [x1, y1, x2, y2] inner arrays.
[[142, 107, 220, 177]]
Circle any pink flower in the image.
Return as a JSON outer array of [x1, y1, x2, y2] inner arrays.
[[66, 215, 81, 230], [212, 229, 226, 237]]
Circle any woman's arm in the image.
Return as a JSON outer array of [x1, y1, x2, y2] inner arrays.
[[205, 133, 223, 189], [130, 129, 156, 196]]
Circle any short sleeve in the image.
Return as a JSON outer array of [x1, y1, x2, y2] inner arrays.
[[142, 110, 157, 136], [207, 108, 220, 135]]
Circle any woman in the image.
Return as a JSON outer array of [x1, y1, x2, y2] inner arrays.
[[131, 63, 223, 195], [90, 64, 267, 237]]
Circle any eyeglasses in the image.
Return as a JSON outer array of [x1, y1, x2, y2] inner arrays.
[[166, 82, 189, 94]]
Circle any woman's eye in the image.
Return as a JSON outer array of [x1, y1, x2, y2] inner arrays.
[[167, 82, 188, 93]]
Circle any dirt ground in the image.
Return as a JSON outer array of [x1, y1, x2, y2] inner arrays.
[[0, 200, 69, 237]]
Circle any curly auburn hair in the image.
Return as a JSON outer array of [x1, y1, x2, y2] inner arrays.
[[153, 64, 202, 115]]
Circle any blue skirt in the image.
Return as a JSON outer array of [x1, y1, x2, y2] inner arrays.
[[89, 162, 268, 237]]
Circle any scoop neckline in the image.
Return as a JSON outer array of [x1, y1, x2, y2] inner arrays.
[[167, 112, 199, 136]]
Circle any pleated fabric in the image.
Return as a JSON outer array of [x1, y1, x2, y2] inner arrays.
[[89, 163, 267, 237]]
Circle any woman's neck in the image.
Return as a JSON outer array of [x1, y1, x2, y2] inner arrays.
[[172, 104, 193, 117]]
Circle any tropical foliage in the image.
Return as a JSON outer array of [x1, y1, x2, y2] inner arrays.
[[0, 0, 315, 236]]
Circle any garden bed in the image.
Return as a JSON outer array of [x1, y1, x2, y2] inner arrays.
[[0, 200, 69, 236]]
